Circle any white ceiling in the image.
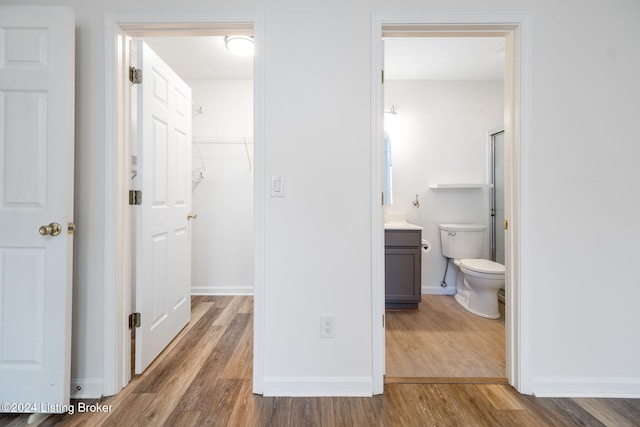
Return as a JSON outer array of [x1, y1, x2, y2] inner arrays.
[[142, 36, 505, 82], [142, 36, 254, 80]]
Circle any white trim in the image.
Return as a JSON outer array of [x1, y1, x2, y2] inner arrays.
[[371, 12, 533, 395], [103, 13, 126, 397], [251, 16, 266, 395], [191, 286, 254, 296], [263, 377, 373, 397], [512, 14, 534, 395], [104, 10, 265, 397], [370, 17, 386, 396], [531, 377, 640, 398]]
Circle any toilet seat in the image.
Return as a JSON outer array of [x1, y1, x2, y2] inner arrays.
[[459, 259, 504, 275]]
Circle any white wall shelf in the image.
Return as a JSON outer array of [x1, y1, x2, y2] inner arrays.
[[429, 183, 492, 189]]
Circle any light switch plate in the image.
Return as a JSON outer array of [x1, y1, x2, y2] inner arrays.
[[271, 176, 285, 197]]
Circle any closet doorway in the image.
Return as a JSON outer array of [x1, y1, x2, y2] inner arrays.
[[134, 35, 255, 371], [140, 37, 256, 298], [104, 13, 266, 397]]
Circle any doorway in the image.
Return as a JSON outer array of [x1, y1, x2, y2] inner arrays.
[[128, 36, 254, 376], [383, 35, 506, 380], [371, 15, 531, 394], [104, 12, 266, 397]]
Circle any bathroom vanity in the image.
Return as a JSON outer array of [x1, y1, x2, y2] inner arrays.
[[384, 224, 422, 309]]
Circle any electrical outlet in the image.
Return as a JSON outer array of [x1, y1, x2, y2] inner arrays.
[[320, 315, 336, 338]]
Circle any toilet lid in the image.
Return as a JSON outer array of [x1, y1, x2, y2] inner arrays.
[[459, 259, 505, 274]]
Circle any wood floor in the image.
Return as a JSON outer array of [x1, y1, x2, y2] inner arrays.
[[385, 294, 505, 380], [2, 295, 640, 426]]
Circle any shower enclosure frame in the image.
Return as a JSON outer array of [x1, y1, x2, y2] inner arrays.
[[489, 128, 505, 264]]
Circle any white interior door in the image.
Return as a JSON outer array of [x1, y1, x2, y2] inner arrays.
[[0, 6, 75, 411], [135, 41, 192, 374]]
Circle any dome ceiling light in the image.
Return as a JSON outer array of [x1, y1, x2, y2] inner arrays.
[[224, 36, 254, 56]]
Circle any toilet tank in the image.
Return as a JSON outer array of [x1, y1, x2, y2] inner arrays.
[[439, 224, 487, 259]]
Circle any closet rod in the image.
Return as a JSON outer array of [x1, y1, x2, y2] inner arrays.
[[192, 136, 253, 144], [192, 136, 253, 171]]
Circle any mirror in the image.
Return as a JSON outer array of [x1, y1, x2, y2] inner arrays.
[[383, 131, 392, 205]]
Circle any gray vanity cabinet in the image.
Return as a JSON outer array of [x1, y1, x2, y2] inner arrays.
[[385, 229, 422, 309]]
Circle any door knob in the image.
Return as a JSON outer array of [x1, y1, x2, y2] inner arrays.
[[39, 222, 62, 236], [187, 213, 198, 220]]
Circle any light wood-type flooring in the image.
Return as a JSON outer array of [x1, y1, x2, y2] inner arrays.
[[2, 295, 640, 426], [385, 294, 506, 381]]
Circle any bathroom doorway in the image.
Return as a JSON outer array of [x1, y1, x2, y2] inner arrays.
[[379, 30, 512, 382]]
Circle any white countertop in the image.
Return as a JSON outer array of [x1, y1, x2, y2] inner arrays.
[[384, 222, 423, 230]]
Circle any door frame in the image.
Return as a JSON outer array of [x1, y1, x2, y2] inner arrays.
[[370, 13, 533, 394], [104, 11, 265, 396]]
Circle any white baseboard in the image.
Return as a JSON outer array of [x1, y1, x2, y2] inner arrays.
[[70, 378, 103, 399], [191, 286, 254, 295], [422, 285, 456, 295], [263, 376, 373, 397], [531, 376, 640, 398]]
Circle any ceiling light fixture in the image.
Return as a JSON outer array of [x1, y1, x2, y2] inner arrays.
[[224, 36, 254, 56]]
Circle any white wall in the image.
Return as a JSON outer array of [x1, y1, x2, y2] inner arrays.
[[528, 0, 640, 396], [384, 80, 504, 293], [189, 80, 254, 295], [3, 0, 638, 398], [262, 9, 373, 394]]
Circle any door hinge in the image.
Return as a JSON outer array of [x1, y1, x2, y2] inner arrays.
[[129, 66, 142, 84], [382, 314, 385, 328], [129, 312, 141, 329], [129, 190, 142, 205], [504, 219, 509, 230], [381, 69, 384, 84]]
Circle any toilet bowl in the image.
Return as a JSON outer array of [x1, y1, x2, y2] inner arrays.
[[453, 258, 504, 319], [439, 224, 505, 319]]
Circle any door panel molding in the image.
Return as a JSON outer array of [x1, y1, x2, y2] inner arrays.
[[134, 40, 192, 373]]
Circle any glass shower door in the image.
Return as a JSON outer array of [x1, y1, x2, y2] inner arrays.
[[491, 130, 505, 265]]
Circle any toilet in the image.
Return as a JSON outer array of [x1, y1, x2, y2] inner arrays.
[[439, 224, 505, 319]]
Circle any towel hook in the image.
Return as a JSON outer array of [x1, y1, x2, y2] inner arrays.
[[413, 194, 420, 208]]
